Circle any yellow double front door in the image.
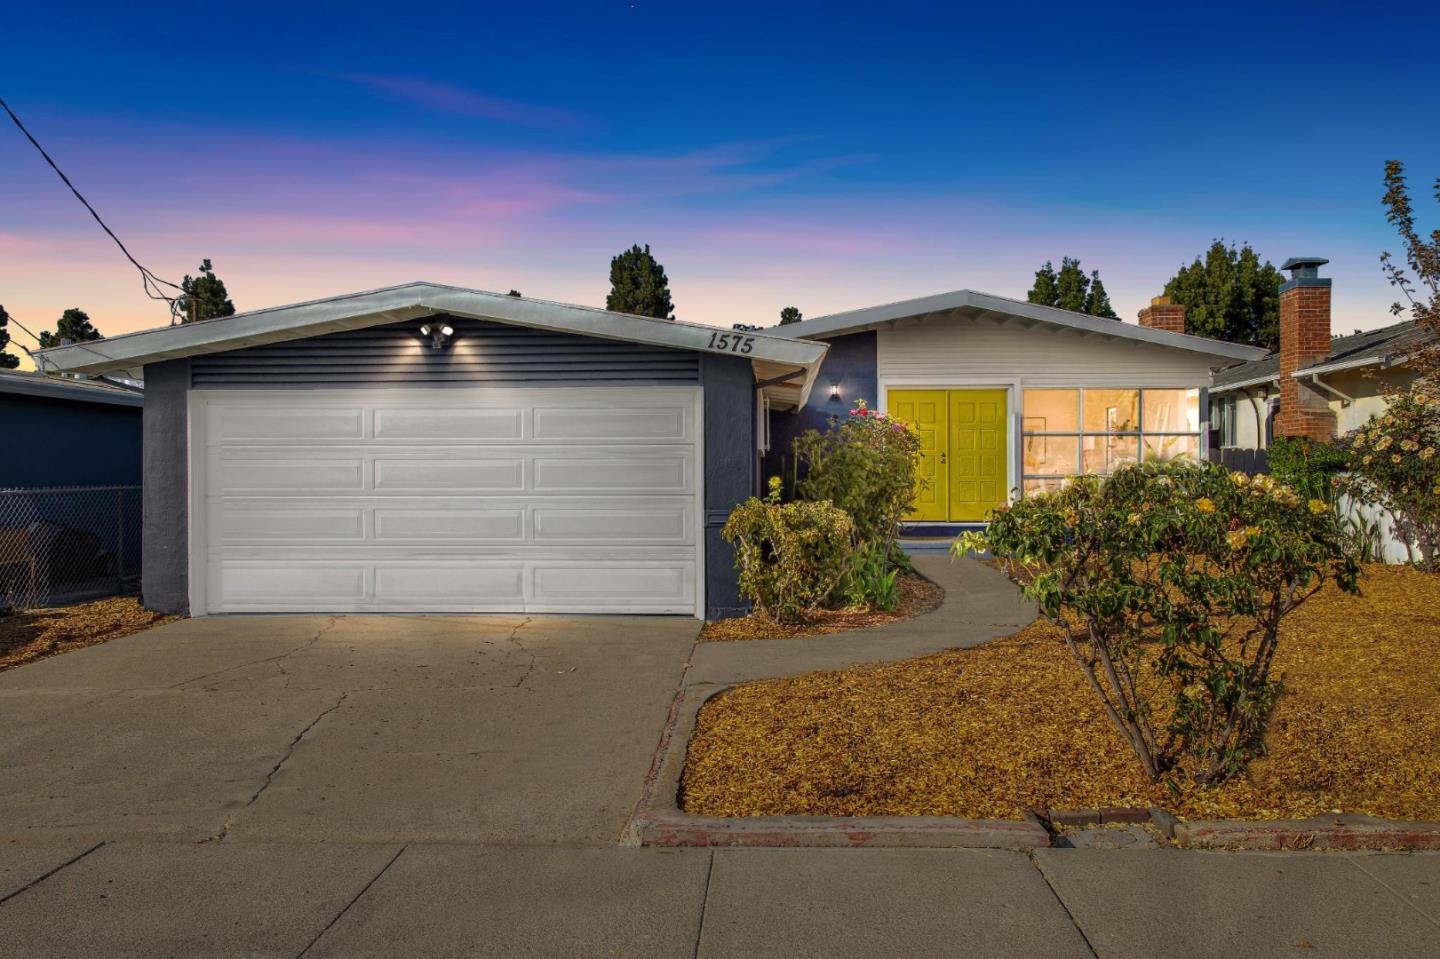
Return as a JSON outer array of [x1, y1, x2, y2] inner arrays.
[[889, 389, 1008, 522]]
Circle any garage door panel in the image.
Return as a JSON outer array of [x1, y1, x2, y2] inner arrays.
[[373, 508, 526, 541], [373, 458, 526, 491], [197, 387, 702, 614], [373, 408, 523, 440], [214, 457, 367, 492], [532, 404, 691, 441], [374, 565, 525, 603]]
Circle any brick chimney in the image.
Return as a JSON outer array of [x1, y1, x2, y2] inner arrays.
[[1138, 296, 1186, 333], [1274, 256, 1335, 442]]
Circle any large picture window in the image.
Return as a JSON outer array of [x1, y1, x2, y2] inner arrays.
[[1022, 388, 1201, 494]]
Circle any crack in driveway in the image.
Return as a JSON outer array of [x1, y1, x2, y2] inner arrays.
[[505, 617, 535, 689], [203, 689, 349, 843], [173, 617, 341, 690]]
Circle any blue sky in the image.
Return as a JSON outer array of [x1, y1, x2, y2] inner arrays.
[[2, 0, 1434, 348]]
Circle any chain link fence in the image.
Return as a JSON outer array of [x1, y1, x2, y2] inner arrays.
[[0, 486, 142, 610]]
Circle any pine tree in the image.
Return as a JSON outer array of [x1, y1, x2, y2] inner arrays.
[[507, 289, 522, 297], [1027, 257, 1119, 318], [779, 306, 802, 325], [177, 259, 236, 323], [0, 304, 20, 369], [606, 244, 675, 319], [1162, 240, 1283, 348], [37, 308, 102, 348]]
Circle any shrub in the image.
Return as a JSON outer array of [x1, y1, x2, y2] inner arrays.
[[792, 400, 921, 565], [722, 478, 855, 623], [840, 540, 900, 611], [1340, 382, 1440, 569], [958, 460, 1358, 786], [1267, 436, 1350, 503]]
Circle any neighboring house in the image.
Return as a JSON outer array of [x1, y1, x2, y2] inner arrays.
[[36, 283, 826, 619], [0, 370, 144, 487], [767, 290, 1263, 526], [1209, 258, 1434, 456]]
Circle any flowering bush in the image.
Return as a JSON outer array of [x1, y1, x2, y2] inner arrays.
[[958, 460, 1358, 786], [791, 400, 921, 567], [1341, 382, 1440, 569], [723, 477, 855, 623]]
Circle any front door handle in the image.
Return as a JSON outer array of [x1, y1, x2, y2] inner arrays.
[[940, 453, 947, 464]]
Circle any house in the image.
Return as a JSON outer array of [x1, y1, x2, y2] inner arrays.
[[766, 290, 1264, 527], [1209, 257, 1434, 458], [0, 369, 144, 488], [35, 283, 826, 619]]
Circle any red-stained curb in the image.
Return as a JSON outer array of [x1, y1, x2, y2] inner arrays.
[[622, 684, 1052, 849], [1172, 814, 1440, 851]]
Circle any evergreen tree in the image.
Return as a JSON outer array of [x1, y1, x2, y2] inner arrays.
[[778, 306, 803, 325], [177, 259, 236, 323], [1162, 240, 1284, 349], [37, 308, 102, 348], [1027, 257, 1118, 318], [507, 289, 522, 297], [606, 244, 675, 319], [1083, 270, 1118, 318], [0, 304, 20, 369]]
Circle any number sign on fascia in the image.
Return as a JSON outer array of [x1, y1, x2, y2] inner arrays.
[[705, 331, 755, 355]]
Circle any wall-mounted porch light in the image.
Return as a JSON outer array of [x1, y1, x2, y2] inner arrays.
[[829, 380, 842, 401], [419, 321, 455, 350]]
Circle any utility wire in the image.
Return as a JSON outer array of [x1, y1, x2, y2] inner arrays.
[[0, 95, 184, 323]]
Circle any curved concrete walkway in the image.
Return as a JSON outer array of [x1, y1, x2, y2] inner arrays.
[[684, 555, 1037, 687]]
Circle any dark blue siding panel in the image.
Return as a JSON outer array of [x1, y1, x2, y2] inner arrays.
[[0, 395, 142, 488], [191, 316, 699, 387], [701, 352, 755, 619], [764, 330, 877, 482]]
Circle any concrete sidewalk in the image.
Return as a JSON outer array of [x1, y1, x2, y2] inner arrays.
[[686, 553, 1037, 686], [3, 841, 1437, 957]]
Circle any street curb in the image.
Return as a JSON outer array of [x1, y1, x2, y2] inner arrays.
[[623, 684, 1052, 849], [1168, 814, 1440, 851]]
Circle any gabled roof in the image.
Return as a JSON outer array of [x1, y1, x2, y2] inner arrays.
[[1211, 320, 1434, 392], [0, 369, 144, 408], [781, 289, 1267, 362], [34, 282, 829, 408]]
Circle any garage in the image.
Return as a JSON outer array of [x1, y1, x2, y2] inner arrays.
[[194, 387, 702, 614], [37, 283, 826, 618]]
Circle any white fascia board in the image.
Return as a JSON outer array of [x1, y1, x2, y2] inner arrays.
[[36, 281, 828, 375], [785, 289, 1268, 362], [1292, 355, 1386, 378], [1210, 373, 1281, 393]]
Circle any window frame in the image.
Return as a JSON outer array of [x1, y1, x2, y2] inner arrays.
[[1021, 387, 1204, 492]]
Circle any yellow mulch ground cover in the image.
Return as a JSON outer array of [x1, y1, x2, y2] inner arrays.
[[699, 573, 944, 642], [0, 597, 175, 672], [683, 565, 1440, 822]]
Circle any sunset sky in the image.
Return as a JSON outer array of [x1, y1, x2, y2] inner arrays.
[[3, 1, 1435, 366]]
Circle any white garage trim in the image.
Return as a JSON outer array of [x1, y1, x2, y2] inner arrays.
[[187, 386, 705, 616]]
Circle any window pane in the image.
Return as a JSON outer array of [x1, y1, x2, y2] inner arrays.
[[1023, 389, 1079, 433], [1024, 435, 1078, 475], [1082, 434, 1139, 474], [1023, 477, 1067, 495], [1144, 434, 1200, 462], [1143, 389, 1200, 433], [1083, 389, 1139, 433]]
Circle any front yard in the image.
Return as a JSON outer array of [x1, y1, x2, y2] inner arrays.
[[0, 596, 174, 672], [682, 564, 1440, 822]]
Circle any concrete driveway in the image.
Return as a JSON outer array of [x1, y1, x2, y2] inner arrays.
[[0, 613, 698, 845]]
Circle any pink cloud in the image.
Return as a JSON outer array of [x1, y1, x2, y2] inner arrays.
[[345, 74, 587, 130]]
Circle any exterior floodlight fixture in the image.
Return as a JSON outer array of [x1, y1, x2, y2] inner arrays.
[[419, 321, 455, 350]]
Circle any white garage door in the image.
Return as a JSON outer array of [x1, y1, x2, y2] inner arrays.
[[191, 387, 702, 615]]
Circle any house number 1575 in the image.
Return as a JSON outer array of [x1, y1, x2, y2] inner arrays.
[[707, 331, 755, 354]]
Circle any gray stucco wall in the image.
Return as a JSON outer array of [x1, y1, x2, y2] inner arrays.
[[764, 330, 877, 483], [141, 358, 191, 615], [700, 352, 756, 619], [139, 323, 753, 618]]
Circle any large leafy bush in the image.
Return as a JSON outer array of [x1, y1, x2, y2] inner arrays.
[[722, 478, 855, 623], [1267, 436, 1350, 503], [792, 400, 921, 565], [959, 460, 1358, 786], [1341, 382, 1440, 569]]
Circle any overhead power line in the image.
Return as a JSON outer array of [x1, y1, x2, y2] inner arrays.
[[0, 95, 184, 323]]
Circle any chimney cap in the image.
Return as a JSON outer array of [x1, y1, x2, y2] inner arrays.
[[1281, 256, 1329, 275]]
